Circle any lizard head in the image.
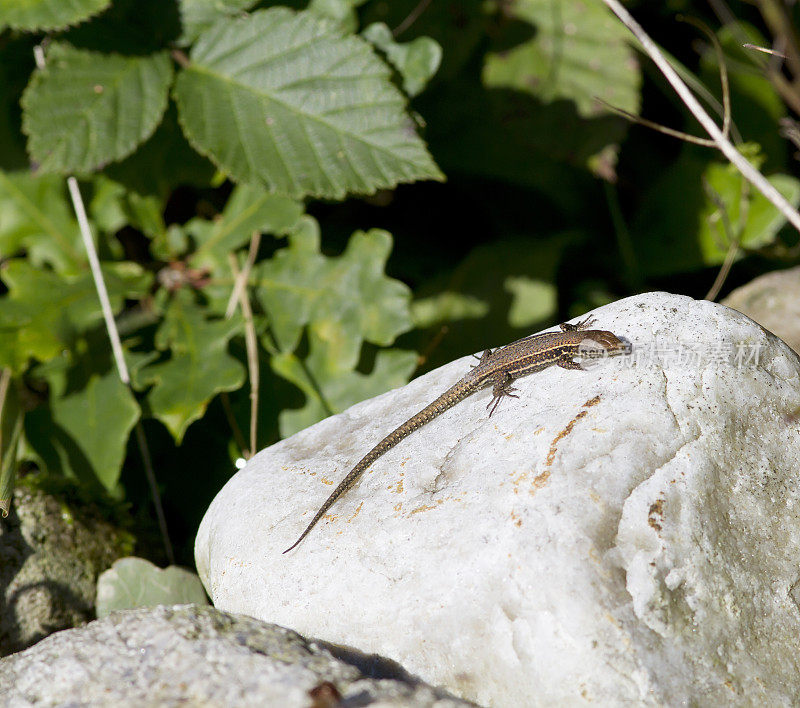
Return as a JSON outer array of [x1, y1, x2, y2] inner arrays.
[[577, 330, 630, 359]]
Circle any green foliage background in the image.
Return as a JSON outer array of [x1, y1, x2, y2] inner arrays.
[[1, 0, 799, 563]]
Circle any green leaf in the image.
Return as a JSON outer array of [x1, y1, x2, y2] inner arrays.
[[253, 216, 413, 355], [22, 44, 173, 174], [360, 1, 487, 82], [0, 260, 153, 373], [87, 175, 168, 255], [478, 0, 640, 180], [274, 348, 417, 437], [251, 217, 415, 436], [88, 175, 128, 236], [308, 0, 369, 34], [188, 184, 303, 271], [411, 292, 489, 329], [25, 352, 140, 492], [0, 0, 111, 31], [483, 0, 640, 117], [362, 22, 442, 97], [96, 556, 209, 618], [699, 156, 800, 263], [0, 171, 84, 275], [632, 145, 800, 275], [178, 0, 259, 45], [504, 276, 558, 329], [138, 292, 245, 443], [0, 372, 22, 517], [173, 7, 444, 199]]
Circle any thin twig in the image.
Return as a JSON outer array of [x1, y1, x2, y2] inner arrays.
[[601, 0, 800, 234], [756, 0, 800, 80], [743, 43, 787, 58], [67, 179, 131, 385], [393, 0, 433, 37], [170, 48, 191, 69], [227, 253, 260, 458], [677, 15, 731, 140], [225, 231, 261, 319], [134, 421, 174, 564], [595, 98, 717, 146]]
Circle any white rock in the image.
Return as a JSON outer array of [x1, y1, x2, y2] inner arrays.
[[196, 292, 800, 707]]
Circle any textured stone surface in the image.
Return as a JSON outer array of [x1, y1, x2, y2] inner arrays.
[[0, 482, 130, 655], [197, 292, 800, 706], [0, 605, 474, 707], [722, 265, 800, 355]]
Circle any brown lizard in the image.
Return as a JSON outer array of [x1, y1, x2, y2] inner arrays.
[[284, 317, 627, 553]]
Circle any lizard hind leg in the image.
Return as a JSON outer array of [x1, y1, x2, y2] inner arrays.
[[486, 372, 518, 417]]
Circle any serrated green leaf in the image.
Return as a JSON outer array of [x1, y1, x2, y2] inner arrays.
[[178, 0, 259, 45], [362, 22, 442, 97], [0, 0, 111, 32], [25, 356, 140, 491], [22, 44, 173, 174], [308, 0, 368, 34], [188, 184, 302, 271], [139, 292, 245, 442], [96, 557, 209, 618], [0, 260, 153, 373], [173, 7, 444, 199], [483, 0, 640, 117], [0, 171, 84, 275], [253, 216, 413, 356]]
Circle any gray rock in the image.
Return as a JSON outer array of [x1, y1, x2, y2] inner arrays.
[[0, 604, 476, 707], [722, 265, 800, 355], [0, 483, 130, 656]]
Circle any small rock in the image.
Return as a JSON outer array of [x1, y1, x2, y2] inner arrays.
[[722, 265, 800, 354], [0, 482, 130, 655]]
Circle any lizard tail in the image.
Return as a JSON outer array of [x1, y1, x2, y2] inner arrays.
[[283, 376, 482, 553]]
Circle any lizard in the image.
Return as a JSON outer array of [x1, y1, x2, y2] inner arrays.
[[283, 316, 628, 553]]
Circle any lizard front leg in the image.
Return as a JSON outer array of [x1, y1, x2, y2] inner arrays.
[[560, 316, 595, 332]]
